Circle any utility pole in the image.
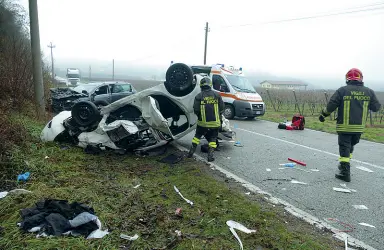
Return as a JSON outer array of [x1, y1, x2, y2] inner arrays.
[[47, 42, 55, 87], [112, 59, 114, 80], [89, 65, 91, 82], [204, 22, 210, 65], [29, 0, 45, 118]]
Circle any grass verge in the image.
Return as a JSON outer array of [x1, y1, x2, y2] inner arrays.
[[260, 111, 384, 143], [0, 114, 346, 249]]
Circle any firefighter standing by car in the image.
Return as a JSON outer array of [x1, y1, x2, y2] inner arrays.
[[188, 76, 225, 162], [319, 68, 381, 182]]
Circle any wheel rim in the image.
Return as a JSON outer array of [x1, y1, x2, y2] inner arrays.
[[224, 107, 232, 118], [78, 105, 94, 122], [168, 66, 189, 88]]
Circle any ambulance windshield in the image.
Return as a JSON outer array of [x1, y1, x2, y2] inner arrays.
[[225, 75, 256, 93]]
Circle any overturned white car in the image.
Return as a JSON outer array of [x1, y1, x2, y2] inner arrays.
[[41, 63, 236, 153]]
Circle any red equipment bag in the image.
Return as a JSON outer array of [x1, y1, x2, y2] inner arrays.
[[291, 115, 305, 130]]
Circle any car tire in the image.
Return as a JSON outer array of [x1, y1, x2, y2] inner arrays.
[[71, 101, 101, 127], [224, 104, 235, 119], [164, 63, 195, 97]]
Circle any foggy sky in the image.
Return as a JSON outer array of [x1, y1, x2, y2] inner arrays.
[[19, 0, 384, 86]]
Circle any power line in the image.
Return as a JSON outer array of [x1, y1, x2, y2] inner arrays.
[[215, 3, 384, 30]]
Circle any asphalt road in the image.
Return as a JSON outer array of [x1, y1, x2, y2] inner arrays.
[[176, 118, 384, 249]]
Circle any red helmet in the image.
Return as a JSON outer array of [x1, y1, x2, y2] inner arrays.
[[346, 68, 363, 82]]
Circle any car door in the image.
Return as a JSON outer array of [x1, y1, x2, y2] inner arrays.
[[141, 96, 173, 136], [110, 84, 134, 103], [92, 85, 111, 104]]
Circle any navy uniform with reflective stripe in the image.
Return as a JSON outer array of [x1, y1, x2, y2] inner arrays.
[[194, 89, 224, 129], [322, 80, 381, 134], [188, 76, 224, 162], [322, 80, 381, 163]]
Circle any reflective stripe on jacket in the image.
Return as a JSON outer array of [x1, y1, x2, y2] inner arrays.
[[193, 88, 224, 128], [323, 80, 381, 133]]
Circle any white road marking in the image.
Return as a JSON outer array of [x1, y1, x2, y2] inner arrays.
[[172, 142, 377, 250], [236, 127, 384, 171]]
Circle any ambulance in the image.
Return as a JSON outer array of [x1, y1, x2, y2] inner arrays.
[[191, 63, 266, 120]]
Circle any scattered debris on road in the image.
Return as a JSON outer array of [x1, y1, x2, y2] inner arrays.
[[355, 166, 374, 173], [333, 187, 352, 193], [358, 223, 375, 228], [288, 157, 307, 166], [325, 218, 354, 233], [340, 184, 357, 193], [17, 172, 30, 182], [17, 199, 107, 239], [226, 220, 257, 250], [175, 208, 182, 217], [0, 192, 8, 199], [352, 205, 368, 210], [120, 233, 139, 241], [291, 180, 307, 185], [266, 168, 271, 172], [174, 186, 193, 207]]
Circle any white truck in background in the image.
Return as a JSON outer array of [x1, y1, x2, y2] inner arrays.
[[66, 68, 81, 86]]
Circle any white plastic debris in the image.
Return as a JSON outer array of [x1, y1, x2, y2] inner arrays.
[[120, 233, 139, 241], [352, 205, 368, 210], [291, 180, 307, 185], [278, 167, 286, 170], [356, 166, 374, 173], [174, 185, 193, 206], [0, 191, 8, 199], [175, 230, 182, 237], [340, 184, 357, 193], [345, 237, 348, 250], [226, 220, 257, 250], [87, 229, 109, 239], [358, 223, 375, 228], [266, 168, 271, 172], [133, 184, 141, 189], [28, 226, 42, 233], [311, 169, 320, 172], [8, 189, 32, 195], [245, 192, 251, 195], [333, 187, 351, 193], [45, 156, 49, 159]]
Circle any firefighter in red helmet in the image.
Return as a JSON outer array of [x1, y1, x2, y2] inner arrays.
[[319, 68, 381, 182]]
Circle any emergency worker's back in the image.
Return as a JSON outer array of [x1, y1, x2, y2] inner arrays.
[[328, 81, 381, 133]]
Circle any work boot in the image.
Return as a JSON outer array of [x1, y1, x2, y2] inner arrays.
[[335, 162, 351, 182], [187, 144, 197, 158], [208, 147, 215, 162]]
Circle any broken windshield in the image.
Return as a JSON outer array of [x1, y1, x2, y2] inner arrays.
[[225, 75, 256, 93]]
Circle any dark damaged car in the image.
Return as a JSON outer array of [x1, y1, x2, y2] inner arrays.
[[50, 82, 136, 113]]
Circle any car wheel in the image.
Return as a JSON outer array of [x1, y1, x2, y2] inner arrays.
[[164, 63, 195, 97], [71, 101, 101, 127], [224, 104, 235, 119]]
